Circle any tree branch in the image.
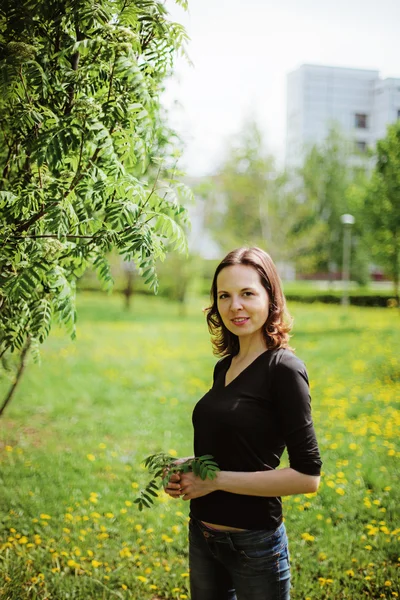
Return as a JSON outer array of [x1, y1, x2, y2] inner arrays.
[[0, 337, 31, 418], [16, 139, 104, 234], [64, 23, 83, 115], [12, 234, 96, 240], [18, 65, 32, 104], [16, 206, 47, 234], [2, 145, 13, 180], [108, 56, 117, 102]]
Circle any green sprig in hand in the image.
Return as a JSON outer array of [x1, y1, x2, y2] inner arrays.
[[134, 453, 220, 511]]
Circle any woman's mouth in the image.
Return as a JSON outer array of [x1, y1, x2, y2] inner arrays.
[[231, 317, 250, 326]]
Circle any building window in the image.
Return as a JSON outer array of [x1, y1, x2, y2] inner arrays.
[[355, 140, 367, 153], [355, 113, 368, 129]]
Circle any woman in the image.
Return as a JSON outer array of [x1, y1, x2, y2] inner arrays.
[[165, 247, 322, 600]]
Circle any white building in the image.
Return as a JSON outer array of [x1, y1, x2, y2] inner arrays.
[[286, 64, 400, 167]]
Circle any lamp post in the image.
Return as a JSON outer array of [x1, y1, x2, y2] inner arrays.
[[340, 214, 355, 306]]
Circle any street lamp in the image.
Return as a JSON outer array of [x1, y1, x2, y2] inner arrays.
[[340, 214, 355, 306]]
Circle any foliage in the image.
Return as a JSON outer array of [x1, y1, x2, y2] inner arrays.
[[135, 452, 220, 510], [290, 127, 371, 280], [365, 121, 400, 299], [0, 0, 191, 361], [199, 120, 292, 260], [0, 293, 398, 599]]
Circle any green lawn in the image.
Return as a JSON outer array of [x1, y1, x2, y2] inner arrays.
[[0, 293, 399, 599]]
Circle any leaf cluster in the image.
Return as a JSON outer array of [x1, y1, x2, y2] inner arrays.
[[134, 452, 220, 511], [364, 121, 400, 293], [0, 0, 192, 360]]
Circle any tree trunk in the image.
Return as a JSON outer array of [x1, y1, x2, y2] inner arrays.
[[392, 231, 400, 305], [0, 338, 31, 418], [124, 269, 135, 310]]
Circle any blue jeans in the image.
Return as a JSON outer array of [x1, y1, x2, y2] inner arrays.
[[189, 518, 291, 600]]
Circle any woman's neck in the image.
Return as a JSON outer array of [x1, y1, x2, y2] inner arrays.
[[236, 334, 267, 362]]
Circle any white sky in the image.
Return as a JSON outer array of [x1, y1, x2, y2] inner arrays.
[[162, 0, 400, 176]]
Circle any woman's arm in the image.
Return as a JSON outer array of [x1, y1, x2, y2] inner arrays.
[[178, 467, 320, 501], [216, 467, 320, 496]]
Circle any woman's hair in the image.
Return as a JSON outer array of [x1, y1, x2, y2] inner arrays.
[[205, 247, 293, 356]]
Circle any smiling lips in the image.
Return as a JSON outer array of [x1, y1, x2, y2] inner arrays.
[[231, 317, 250, 326]]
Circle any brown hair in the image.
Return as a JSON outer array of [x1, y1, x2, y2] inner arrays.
[[205, 247, 293, 356]]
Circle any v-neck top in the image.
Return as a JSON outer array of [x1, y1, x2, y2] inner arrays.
[[190, 348, 322, 530]]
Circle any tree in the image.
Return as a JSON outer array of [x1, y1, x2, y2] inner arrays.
[[365, 121, 400, 301], [0, 0, 191, 415], [289, 127, 370, 281], [200, 120, 292, 261]]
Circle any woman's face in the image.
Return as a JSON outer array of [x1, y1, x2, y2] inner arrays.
[[216, 264, 270, 340]]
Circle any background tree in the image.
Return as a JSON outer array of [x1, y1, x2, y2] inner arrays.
[[201, 120, 292, 261], [365, 121, 400, 301], [0, 0, 190, 415], [289, 127, 370, 282]]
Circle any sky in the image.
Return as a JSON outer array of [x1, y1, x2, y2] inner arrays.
[[162, 0, 400, 176]]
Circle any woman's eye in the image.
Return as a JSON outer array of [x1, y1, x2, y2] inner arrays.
[[218, 294, 228, 300], [243, 291, 253, 296]]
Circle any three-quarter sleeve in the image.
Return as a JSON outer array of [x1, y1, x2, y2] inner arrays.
[[270, 352, 322, 476]]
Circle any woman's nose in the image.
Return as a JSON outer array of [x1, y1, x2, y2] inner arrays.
[[230, 296, 243, 310]]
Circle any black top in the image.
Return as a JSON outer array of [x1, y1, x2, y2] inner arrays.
[[190, 348, 322, 530]]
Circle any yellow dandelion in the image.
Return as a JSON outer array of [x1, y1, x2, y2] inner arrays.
[[67, 559, 77, 568], [301, 532, 315, 542], [136, 576, 147, 583], [92, 560, 102, 568]]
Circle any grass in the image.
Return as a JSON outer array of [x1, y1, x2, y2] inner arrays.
[[0, 292, 399, 599]]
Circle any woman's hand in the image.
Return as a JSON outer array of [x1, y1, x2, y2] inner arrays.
[[164, 471, 182, 499], [179, 471, 218, 501], [163, 457, 193, 500]]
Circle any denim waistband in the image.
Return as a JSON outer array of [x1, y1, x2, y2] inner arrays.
[[191, 517, 284, 542]]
